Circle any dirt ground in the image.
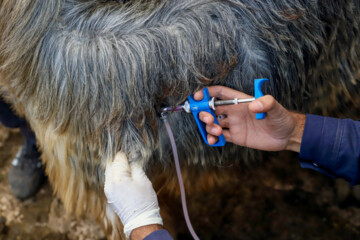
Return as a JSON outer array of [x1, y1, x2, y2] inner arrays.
[[1, 124, 360, 240], [0, 126, 105, 240]]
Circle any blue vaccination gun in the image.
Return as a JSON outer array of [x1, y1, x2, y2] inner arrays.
[[161, 78, 269, 147]]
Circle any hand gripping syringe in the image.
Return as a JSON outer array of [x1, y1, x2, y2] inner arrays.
[[161, 78, 269, 146]]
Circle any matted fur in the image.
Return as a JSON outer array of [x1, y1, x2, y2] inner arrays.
[[0, 0, 359, 238]]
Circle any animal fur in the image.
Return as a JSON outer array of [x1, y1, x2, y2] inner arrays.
[[0, 0, 359, 238]]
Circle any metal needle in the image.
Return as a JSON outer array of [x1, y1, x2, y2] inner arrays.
[[161, 97, 255, 113], [214, 98, 255, 106]]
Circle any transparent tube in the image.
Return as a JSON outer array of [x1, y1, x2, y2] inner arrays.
[[164, 119, 200, 240]]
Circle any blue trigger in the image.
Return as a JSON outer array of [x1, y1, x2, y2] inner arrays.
[[254, 78, 269, 120], [188, 88, 226, 147]]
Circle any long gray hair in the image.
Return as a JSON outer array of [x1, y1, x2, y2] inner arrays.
[[1, 0, 359, 166]]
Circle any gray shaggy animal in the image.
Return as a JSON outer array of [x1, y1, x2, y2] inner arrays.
[[0, 0, 359, 238]]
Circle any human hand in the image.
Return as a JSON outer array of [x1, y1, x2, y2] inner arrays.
[[104, 153, 163, 239], [194, 86, 305, 152]]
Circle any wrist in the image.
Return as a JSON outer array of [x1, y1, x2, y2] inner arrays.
[[285, 113, 306, 152], [130, 224, 163, 240], [123, 207, 163, 239]]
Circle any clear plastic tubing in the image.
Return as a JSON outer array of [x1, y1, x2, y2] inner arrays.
[[164, 119, 200, 240]]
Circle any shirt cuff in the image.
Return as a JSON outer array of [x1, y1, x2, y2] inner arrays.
[[299, 114, 360, 185], [143, 229, 173, 240]]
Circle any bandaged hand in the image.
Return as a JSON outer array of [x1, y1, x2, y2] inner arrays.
[[104, 153, 163, 239]]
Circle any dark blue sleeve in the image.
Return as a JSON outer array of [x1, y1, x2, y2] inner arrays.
[[299, 114, 360, 185], [143, 229, 173, 240]]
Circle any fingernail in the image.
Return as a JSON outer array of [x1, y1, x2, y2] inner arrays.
[[253, 101, 263, 111], [211, 127, 218, 135], [204, 116, 210, 122]]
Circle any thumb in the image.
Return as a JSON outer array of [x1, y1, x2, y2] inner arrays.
[[249, 95, 286, 118]]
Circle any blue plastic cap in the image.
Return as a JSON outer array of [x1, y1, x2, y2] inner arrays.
[[254, 78, 269, 120]]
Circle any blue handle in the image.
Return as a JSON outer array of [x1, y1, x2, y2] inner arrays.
[[254, 78, 269, 120], [188, 88, 226, 147]]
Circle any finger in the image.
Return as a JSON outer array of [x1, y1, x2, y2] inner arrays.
[[217, 117, 230, 128], [199, 112, 215, 124], [214, 105, 228, 116], [198, 111, 228, 128], [207, 134, 218, 145], [222, 130, 233, 142], [193, 87, 205, 101], [248, 95, 275, 113], [105, 152, 131, 184], [208, 86, 252, 100], [217, 114, 227, 121], [248, 95, 287, 118], [206, 123, 222, 136], [130, 162, 152, 184], [194, 86, 252, 101]]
